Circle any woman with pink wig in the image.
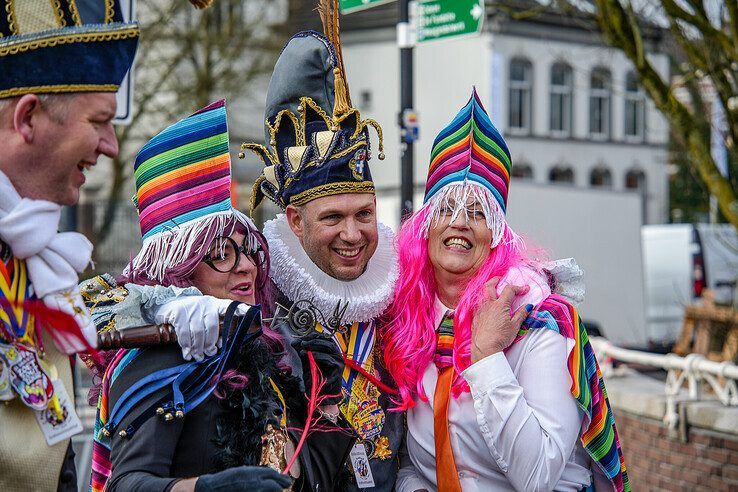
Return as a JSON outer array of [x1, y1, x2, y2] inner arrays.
[[385, 90, 630, 492]]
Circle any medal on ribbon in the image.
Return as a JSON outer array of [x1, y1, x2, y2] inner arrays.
[[0, 341, 54, 410], [335, 321, 386, 441]]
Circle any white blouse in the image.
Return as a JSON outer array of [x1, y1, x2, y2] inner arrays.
[[396, 294, 593, 492]]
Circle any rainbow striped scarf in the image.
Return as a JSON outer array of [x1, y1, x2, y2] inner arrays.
[[516, 294, 630, 492], [89, 349, 140, 492]]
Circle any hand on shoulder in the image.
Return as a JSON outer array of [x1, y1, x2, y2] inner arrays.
[[470, 277, 532, 363]]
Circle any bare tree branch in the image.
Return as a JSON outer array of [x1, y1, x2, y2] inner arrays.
[[594, 0, 738, 228], [93, 0, 284, 246]]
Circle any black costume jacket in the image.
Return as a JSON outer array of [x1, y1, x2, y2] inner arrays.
[[273, 292, 405, 492], [105, 332, 354, 491]]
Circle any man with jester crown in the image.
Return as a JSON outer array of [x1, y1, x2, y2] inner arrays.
[[239, 2, 402, 489], [0, 1, 228, 489]]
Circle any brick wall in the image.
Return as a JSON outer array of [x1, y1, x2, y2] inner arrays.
[[615, 410, 738, 491]]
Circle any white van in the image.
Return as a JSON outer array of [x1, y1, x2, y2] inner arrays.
[[641, 224, 738, 347]]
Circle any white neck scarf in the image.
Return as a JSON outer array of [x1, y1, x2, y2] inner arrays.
[[0, 171, 96, 352], [264, 214, 398, 325]]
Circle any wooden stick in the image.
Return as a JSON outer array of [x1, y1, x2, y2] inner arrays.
[[97, 324, 178, 350], [96, 314, 262, 350]]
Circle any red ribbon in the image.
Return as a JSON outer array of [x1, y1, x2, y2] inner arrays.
[[342, 356, 398, 396]]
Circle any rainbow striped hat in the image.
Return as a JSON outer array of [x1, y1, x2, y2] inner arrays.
[[128, 100, 254, 282], [419, 89, 512, 247]]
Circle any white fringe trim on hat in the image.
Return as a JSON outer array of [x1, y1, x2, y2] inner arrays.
[[124, 210, 257, 283], [418, 181, 508, 248]]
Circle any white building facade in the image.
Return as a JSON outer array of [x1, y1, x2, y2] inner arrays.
[[338, 5, 670, 227]]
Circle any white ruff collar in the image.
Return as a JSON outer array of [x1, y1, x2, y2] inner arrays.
[[263, 214, 398, 324]]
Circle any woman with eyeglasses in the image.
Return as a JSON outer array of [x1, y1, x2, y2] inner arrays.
[[385, 92, 630, 492], [85, 101, 352, 492], [195, 232, 267, 304]]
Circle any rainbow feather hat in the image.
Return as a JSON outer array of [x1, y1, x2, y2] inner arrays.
[[419, 89, 512, 247], [127, 100, 255, 282]]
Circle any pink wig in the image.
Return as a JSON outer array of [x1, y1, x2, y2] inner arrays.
[[383, 206, 531, 410]]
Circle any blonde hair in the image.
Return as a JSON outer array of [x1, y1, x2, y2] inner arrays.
[[0, 94, 77, 124]]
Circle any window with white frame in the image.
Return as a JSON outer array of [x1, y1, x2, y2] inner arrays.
[[624, 71, 646, 139], [549, 165, 575, 184], [590, 166, 613, 188], [550, 62, 573, 136], [589, 68, 611, 138], [509, 58, 533, 133]]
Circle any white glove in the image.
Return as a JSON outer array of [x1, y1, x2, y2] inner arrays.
[[152, 296, 251, 361]]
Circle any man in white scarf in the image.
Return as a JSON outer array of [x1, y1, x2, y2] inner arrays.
[[0, 93, 124, 492], [0, 1, 221, 490], [0, 94, 108, 354], [0, 68, 138, 492]]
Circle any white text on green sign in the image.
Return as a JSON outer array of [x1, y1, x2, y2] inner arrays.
[[417, 0, 484, 43]]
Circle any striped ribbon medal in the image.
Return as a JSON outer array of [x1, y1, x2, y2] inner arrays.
[[0, 256, 58, 412], [0, 256, 34, 344], [330, 320, 385, 441]]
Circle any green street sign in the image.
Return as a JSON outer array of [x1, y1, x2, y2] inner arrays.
[[416, 0, 485, 43], [339, 0, 396, 14]]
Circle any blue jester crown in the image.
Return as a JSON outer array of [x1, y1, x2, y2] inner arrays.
[[240, 0, 385, 211], [0, 0, 139, 99], [0, 0, 213, 100]]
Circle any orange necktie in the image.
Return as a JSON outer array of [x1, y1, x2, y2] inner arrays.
[[433, 312, 462, 492]]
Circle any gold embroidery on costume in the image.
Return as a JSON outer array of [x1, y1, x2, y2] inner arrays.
[[259, 423, 289, 474], [0, 26, 139, 56], [290, 181, 374, 207], [299, 96, 333, 134], [372, 435, 392, 460], [259, 379, 293, 488], [6, 0, 18, 35], [104, 0, 114, 24], [80, 275, 129, 310], [51, 0, 67, 28], [265, 109, 302, 148], [328, 140, 365, 161], [68, 0, 81, 25], [0, 84, 119, 99], [348, 158, 362, 181]]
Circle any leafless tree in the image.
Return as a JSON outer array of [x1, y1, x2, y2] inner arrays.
[[563, 0, 737, 229], [94, 0, 287, 244]]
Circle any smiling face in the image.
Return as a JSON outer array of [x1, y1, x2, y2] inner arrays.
[[37, 93, 119, 205], [286, 193, 379, 281], [190, 231, 258, 303], [1, 92, 119, 206], [427, 196, 493, 285]]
